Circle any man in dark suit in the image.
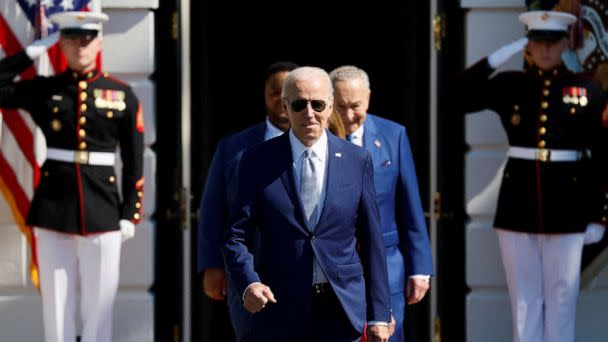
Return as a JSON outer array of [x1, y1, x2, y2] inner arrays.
[[330, 65, 434, 341], [197, 61, 298, 340], [223, 66, 391, 341]]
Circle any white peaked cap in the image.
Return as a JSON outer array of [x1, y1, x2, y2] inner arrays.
[[49, 11, 109, 31], [518, 10, 576, 32]]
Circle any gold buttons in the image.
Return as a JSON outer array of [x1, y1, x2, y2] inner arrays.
[[541, 101, 549, 109], [513, 104, 520, 111], [109, 176, 116, 183], [53, 106, 59, 113], [553, 69, 558, 76], [604, 204, 608, 210], [80, 92, 87, 101], [79, 129, 86, 138], [79, 141, 87, 150], [137, 191, 143, 198], [511, 114, 521, 126], [134, 213, 140, 220], [135, 202, 142, 209], [106, 111, 114, 119], [79, 116, 87, 125], [544, 80, 551, 87], [80, 103, 87, 112], [570, 108, 576, 114], [538, 140, 546, 148], [603, 216, 607, 223], [543, 89, 550, 96], [87, 72, 93, 79], [540, 114, 548, 122], [44, 171, 49, 177], [79, 81, 87, 90], [51, 119, 62, 132], [539, 127, 546, 135]]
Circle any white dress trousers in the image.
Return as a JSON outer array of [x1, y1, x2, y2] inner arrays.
[[496, 229, 585, 342], [35, 227, 122, 342]]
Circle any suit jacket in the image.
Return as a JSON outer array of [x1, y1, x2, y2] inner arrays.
[[197, 122, 265, 271], [0, 51, 144, 234], [223, 131, 391, 339], [363, 115, 434, 294]]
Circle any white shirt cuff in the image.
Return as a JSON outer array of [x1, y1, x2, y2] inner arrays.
[[242, 282, 262, 302], [409, 274, 430, 281], [367, 321, 389, 326]]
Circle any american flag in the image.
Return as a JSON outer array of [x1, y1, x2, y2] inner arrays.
[[0, 0, 93, 288]]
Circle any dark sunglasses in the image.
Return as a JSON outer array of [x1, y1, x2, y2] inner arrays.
[[288, 99, 328, 112]]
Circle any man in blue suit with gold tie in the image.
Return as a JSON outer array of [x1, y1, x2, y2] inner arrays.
[[224, 66, 391, 341], [198, 62, 298, 340], [330, 66, 434, 341]]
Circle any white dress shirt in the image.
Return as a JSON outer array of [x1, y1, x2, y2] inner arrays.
[[289, 129, 328, 223], [346, 124, 365, 147], [289, 129, 329, 285], [264, 116, 285, 141]]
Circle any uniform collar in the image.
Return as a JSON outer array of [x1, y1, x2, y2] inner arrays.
[[526, 63, 569, 79], [65, 68, 99, 81]]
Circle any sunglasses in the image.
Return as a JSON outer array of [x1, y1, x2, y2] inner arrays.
[[288, 99, 328, 112]]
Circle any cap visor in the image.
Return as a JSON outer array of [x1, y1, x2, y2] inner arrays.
[[527, 29, 568, 41], [60, 28, 99, 38]]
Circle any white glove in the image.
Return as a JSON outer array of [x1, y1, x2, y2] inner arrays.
[[119, 219, 135, 242], [25, 32, 59, 60], [584, 223, 605, 245], [487, 37, 529, 69]]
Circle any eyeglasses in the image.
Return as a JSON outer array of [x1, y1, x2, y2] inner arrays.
[[287, 99, 328, 112]]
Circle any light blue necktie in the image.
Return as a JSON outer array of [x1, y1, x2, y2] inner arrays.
[[301, 149, 327, 284], [300, 150, 318, 226]]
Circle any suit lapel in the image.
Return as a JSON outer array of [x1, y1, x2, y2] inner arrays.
[[254, 122, 267, 144], [315, 133, 344, 232], [277, 133, 309, 230], [363, 115, 378, 150]]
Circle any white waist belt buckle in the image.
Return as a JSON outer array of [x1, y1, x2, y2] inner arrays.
[[46, 148, 116, 166], [507, 146, 582, 162]]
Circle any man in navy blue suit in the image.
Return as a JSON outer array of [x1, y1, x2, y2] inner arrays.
[[223, 66, 391, 341], [197, 61, 298, 341], [330, 65, 434, 341]]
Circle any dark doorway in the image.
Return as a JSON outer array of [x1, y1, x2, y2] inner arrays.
[[190, 2, 431, 341]]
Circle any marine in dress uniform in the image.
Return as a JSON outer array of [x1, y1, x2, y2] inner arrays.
[[457, 9, 608, 342], [0, 11, 143, 342]]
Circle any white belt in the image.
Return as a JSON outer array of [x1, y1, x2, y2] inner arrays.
[[507, 146, 583, 162], [46, 148, 116, 166]]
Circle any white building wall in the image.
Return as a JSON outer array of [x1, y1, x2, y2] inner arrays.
[[462, 1, 608, 341], [0, 1, 157, 341]]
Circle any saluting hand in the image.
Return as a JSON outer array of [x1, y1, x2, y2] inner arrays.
[[243, 282, 276, 313], [202, 268, 227, 301]]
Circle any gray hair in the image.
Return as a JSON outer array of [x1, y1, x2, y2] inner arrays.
[[283, 66, 334, 99], [329, 65, 370, 90]]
